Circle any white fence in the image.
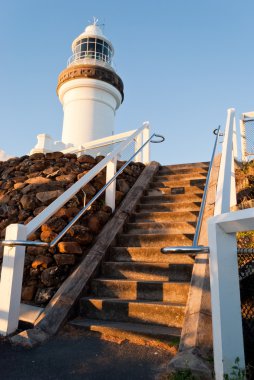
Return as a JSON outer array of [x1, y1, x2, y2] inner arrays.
[[208, 108, 247, 379], [240, 112, 254, 162], [0, 122, 151, 336]]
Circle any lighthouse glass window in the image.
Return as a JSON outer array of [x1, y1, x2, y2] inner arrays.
[[74, 38, 112, 64]]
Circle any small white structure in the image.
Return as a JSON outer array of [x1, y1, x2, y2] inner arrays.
[[30, 20, 124, 155]]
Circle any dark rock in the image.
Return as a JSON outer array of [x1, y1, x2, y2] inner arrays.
[[33, 206, 47, 216], [25, 177, 51, 185], [41, 266, 63, 287], [77, 155, 96, 164], [29, 153, 45, 160], [55, 174, 77, 182], [40, 230, 58, 243], [32, 255, 53, 269], [22, 285, 37, 301], [26, 246, 48, 256], [36, 190, 64, 205], [82, 183, 97, 197], [67, 225, 93, 245], [41, 217, 67, 234], [116, 179, 130, 194], [45, 152, 64, 160], [54, 254, 76, 266], [35, 287, 56, 304], [58, 241, 82, 254], [20, 194, 38, 210]]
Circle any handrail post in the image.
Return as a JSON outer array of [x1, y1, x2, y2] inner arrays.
[[105, 156, 117, 212], [240, 115, 247, 162], [214, 108, 236, 215], [134, 133, 143, 162], [0, 223, 27, 335], [142, 122, 150, 163], [208, 217, 245, 379]]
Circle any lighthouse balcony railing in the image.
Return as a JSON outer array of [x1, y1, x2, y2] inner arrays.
[[0, 122, 165, 336], [67, 52, 112, 67]]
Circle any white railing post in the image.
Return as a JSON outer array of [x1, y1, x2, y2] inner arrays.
[[134, 133, 143, 163], [240, 115, 247, 162], [214, 108, 236, 215], [0, 224, 27, 336], [142, 122, 150, 164], [208, 215, 246, 379], [105, 156, 117, 212]]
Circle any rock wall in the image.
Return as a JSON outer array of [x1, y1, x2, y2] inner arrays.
[[0, 152, 144, 306]]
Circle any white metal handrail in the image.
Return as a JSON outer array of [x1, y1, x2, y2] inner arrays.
[[60, 130, 137, 155], [161, 108, 246, 379], [0, 122, 157, 336], [0, 133, 164, 249]]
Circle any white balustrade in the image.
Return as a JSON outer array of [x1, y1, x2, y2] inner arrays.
[[209, 108, 247, 379], [0, 122, 151, 336]]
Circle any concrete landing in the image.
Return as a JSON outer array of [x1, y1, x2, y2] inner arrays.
[[0, 326, 173, 380]]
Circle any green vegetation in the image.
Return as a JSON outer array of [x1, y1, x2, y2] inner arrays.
[[223, 358, 246, 380], [167, 370, 196, 380]]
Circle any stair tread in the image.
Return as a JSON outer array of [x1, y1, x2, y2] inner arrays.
[[93, 278, 190, 284], [80, 297, 186, 307], [70, 318, 182, 337]]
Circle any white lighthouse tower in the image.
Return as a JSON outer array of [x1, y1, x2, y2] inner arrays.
[[57, 20, 124, 147]]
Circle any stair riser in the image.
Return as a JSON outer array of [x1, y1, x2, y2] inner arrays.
[[117, 234, 193, 247], [125, 222, 196, 234], [154, 173, 207, 182], [91, 280, 189, 303], [161, 162, 209, 170], [102, 263, 193, 281], [109, 247, 195, 263], [140, 194, 203, 204], [137, 203, 201, 212], [131, 211, 198, 223], [80, 300, 185, 328], [150, 180, 206, 188], [158, 167, 208, 175], [145, 187, 204, 196]]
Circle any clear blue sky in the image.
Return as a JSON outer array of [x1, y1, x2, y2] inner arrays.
[[0, 0, 253, 164]]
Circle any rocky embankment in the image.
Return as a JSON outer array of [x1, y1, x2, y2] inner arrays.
[[0, 152, 144, 306]]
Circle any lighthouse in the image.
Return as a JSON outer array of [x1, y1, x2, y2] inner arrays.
[[57, 20, 124, 147]]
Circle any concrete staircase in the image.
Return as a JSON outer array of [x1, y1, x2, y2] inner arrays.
[[70, 162, 209, 346]]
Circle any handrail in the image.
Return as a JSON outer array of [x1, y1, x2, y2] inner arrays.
[[161, 127, 222, 254], [0, 133, 165, 248], [61, 129, 137, 155], [26, 123, 148, 238]]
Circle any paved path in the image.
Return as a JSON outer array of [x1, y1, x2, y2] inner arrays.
[[0, 327, 173, 380]]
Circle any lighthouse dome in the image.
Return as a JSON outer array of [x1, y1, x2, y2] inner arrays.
[[67, 21, 114, 70]]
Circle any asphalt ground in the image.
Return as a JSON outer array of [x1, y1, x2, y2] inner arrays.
[[0, 326, 173, 380]]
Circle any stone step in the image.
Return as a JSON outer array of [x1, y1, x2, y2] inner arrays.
[[116, 232, 194, 247], [160, 162, 209, 170], [158, 166, 208, 175], [131, 211, 199, 223], [79, 298, 186, 328], [136, 202, 201, 212], [140, 194, 203, 204], [109, 247, 195, 263], [101, 262, 193, 281], [150, 179, 206, 188], [145, 186, 204, 196], [91, 279, 189, 303], [69, 318, 181, 343], [153, 172, 207, 182], [125, 221, 196, 234]]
